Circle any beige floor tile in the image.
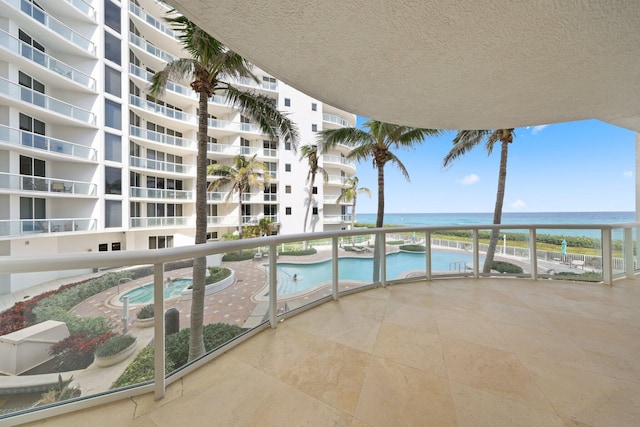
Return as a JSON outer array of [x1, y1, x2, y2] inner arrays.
[[451, 381, 564, 427], [382, 300, 439, 333], [441, 337, 552, 412], [232, 324, 370, 414], [373, 322, 446, 376], [436, 309, 510, 350], [23, 399, 139, 427], [481, 301, 557, 330], [355, 355, 457, 427], [571, 335, 640, 381], [388, 285, 434, 308]]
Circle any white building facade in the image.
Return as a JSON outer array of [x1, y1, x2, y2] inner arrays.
[[0, 0, 356, 294]]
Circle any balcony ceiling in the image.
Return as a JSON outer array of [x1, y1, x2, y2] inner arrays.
[[167, 1, 640, 131]]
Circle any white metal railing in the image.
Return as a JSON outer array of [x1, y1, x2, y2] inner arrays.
[[323, 154, 355, 169], [129, 187, 192, 200], [1, 222, 637, 423], [129, 94, 194, 124], [130, 156, 191, 174], [322, 113, 354, 128], [129, 32, 176, 62], [0, 78, 96, 125], [0, 29, 96, 90], [65, 0, 95, 21], [323, 214, 352, 223], [6, 0, 96, 55], [0, 217, 96, 236], [129, 125, 195, 150], [130, 216, 191, 228], [0, 172, 96, 195], [0, 125, 97, 160], [129, 1, 175, 38], [326, 175, 347, 185]]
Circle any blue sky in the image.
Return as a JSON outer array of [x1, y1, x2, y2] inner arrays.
[[352, 118, 636, 214]]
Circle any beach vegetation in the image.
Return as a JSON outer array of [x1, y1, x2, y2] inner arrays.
[[399, 244, 426, 252], [95, 334, 136, 358], [136, 304, 154, 320], [336, 177, 371, 230], [300, 144, 328, 232]]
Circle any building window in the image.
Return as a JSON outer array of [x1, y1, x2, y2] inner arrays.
[[285, 163, 291, 172], [98, 243, 108, 252], [312, 207, 318, 215], [105, 200, 122, 228], [105, 65, 121, 97], [18, 29, 45, 59], [105, 166, 121, 194], [285, 185, 291, 193], [284, 98, 290, 107], [105, 133, 121, 162], [312, 186, 318, 194], [285, 142, 291, 151], [104, 31, 121, 64], [149, 235, 174, 249], [105, 99, 122, 129], [19, 113, 46, 148], [104, 0, 121, 33], [206, 232, 218, 240], [285, 207, 292, 215], [111, 242, 121, 251], [311, 103, 317, 111], [311, 124, 318, 132]]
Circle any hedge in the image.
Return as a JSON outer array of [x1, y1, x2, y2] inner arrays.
[[491, 261, 524, 274], [399, 244, 426, 252]]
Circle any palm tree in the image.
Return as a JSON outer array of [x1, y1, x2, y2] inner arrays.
[[149, 14, 297, 361], [337, 176, 371, 229], [320, 120, 441, 281], [207, 154, 270, 239], [300, 144, 328, 232], [443, 129, 516, 274]]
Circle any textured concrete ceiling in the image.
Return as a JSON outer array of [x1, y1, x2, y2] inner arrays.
[[167, 0, 640, 132]]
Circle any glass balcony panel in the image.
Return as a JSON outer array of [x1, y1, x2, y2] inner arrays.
[[428, 229, 478, 277], [130, 217, 190, 228], [322, 113, 353, 127], [129, 1, 175, 38], [129, 33, 175, 62], [0, 218, 96, 236], [0, 125, 96, 160], [537, 227, 602, 282]]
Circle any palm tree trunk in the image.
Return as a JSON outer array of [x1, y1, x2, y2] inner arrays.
[[351, 195, 357, 229], [482, 139, 509, 273], [188, 90, 208, 361], [303, 173, 316, 233], [237, 191, 244, 239], [372, 164, 385, 282]]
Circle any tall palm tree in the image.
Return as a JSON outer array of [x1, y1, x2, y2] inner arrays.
[[207, 154, 270, 239], [300, 144, 328, 232], [443, 129, 516, 273], [337, 176, 371, 229], [149, 14, 297, 361], [320, 120, 441, 281]]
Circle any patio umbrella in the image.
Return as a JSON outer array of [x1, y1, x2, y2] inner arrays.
[[561, 239, 567, 255]]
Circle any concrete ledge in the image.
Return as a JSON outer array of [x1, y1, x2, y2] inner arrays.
[[0, 372, 75, 395]]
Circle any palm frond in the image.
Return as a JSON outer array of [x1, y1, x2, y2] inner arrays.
[[387, 152, 411, 181], [443, 130, 491, 167], [149, 59, 196, 97]]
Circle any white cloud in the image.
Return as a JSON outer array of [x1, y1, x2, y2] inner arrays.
[[623, 171, 633, 178], [457, 173, 479, 185], [530, 125, 548, 135], [511, 199, 526, 209]]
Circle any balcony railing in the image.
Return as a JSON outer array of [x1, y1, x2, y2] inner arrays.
[[130, 216, 190, 228], [0, 30, 96, 90], [6, 0, 96, 55], [0, 221, 637, 422], [0, 217, 96, 236], [129, 125, 195, 150], [129, 32, 176, 63], [326, 175, 347, 185], [323, 214, 352, 223], [0, 78, 96, 125], [0, 172, 96, 195], [129, 1, 175, 38], [64, 0, 96, 21], [0, 125, 97, 160], [323, 113, 354, 128], [130, 94, 194, 124], [130, 156, 191, 174], [206, 192, 274, 203], [130, 187, 192, 200], [323, 154, 355, 168]]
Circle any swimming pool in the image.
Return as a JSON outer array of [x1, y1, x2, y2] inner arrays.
[[276, 250, 479, 296], [119, 278, 192, 304]]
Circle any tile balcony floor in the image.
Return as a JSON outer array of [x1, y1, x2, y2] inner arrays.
[[23, 277, 640, 426]]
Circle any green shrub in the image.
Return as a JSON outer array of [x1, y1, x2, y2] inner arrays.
[[95, 334, 136, 358], [222, 250, 257, 261], [491, 261, 524, 274], [165, 323, 245, 368], [111, 346, 175, 389], [136, 304, 154, 319], [399, 244, 426, 252], [206, 267, 232, 285], [278, 248, 317, 256], [386, 240, 404, 245]]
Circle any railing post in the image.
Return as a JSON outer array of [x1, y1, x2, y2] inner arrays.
[[624, 227, 634, 279], [153, 262, 165, 400], [425, 231, 432, 281], [529, 227, 538, 280], [380, 230, 387, 287], [332, 236, 339, 300], [268, 243, 278, 327], [472, 229, 479, 278], [602, 228, 613, 285]]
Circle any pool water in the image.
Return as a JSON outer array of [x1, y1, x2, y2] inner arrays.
[[276, 251, 480, 296], [119, 278, 192, 304]]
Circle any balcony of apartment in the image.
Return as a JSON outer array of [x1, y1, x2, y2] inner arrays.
[[0, 125, 97, 162], [130, 216, 191, 228], [325, 174, 347, 186], [129, 94, 195, 131], [129, 187, 193, 201], [0, 172, 96, 196], [129, 125, 197, 154], [0, 29, 96, 91], [1, 223, 639, 425], [128, 1, 178, 50], [129, 156, 193, 177], [0, 78, 96, 126], [226, 74, 278, 95], [207, 192, 276, 204], [3, 0, 96, 57], [38, 0, 97, 23], [207, 142, 276, 159], [322, 194, 349, 205], [323, 214, 352, 224], [322, 154, 356, 174], [322, 112, 355, 130], [0, 217, 95, 237], [129, 32, 176, 65]]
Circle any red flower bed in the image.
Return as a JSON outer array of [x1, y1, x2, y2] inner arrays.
[[49, 331, 116, 371]]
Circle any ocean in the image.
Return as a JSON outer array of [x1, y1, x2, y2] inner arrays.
[[355, 211, 636, 238]]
